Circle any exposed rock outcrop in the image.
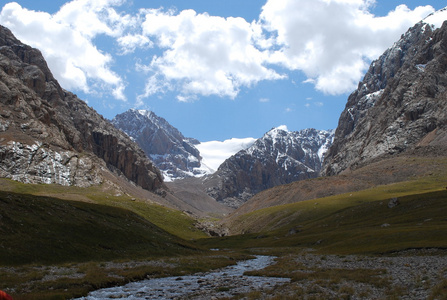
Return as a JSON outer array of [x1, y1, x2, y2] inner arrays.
[[0, 25, 164, 193], [323, 20, 447, 175]]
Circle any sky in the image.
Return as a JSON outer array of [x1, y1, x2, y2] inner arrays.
[[0, 0, 446, 142]]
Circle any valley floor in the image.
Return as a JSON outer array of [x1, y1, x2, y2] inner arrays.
[[2, 248, 447, 299]]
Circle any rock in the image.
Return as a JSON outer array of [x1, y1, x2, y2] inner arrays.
[[388, 197, 400, 208], [323, 21, 447, 176]]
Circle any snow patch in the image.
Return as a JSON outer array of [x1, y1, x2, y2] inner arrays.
[[276, 125, 289, 132]]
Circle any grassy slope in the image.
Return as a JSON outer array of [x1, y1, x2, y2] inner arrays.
[[0, 179, 207, 241], [0, 190, 201, 266], [0, 179, 210, 266], [198, 176, 447, 255]]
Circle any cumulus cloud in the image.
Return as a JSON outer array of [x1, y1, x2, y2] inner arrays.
[[0, 1, 128, 101], [259, 0, 435, 95], [136, 8, 285, 100], [196, 138, 256, 171], [0, 0, 440, 104]]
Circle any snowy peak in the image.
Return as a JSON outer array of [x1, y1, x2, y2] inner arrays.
[[112, 109, 205, 181], [247, 127, 334, 165], [205, 128, 334, 208]]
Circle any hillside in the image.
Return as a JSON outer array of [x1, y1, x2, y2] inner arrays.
[[231, 154, 447, 217]]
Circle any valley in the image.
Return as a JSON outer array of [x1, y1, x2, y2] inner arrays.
[[1, 4, 447, 300]]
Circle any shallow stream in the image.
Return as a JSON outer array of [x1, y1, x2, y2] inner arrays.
[[74, 255, 290, 299]]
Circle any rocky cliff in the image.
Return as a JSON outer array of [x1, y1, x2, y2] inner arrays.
[[323, 20, 447, 175], [112, 109, 206, 181], [204, 127, 334, 208], [0, 25, 164, 193]]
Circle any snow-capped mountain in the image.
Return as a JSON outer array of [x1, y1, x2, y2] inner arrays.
[[204, 126, 334, 208], [112, 109, 210, 181]]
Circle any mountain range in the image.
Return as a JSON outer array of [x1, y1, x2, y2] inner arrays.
[[111, 107, 334, 208], [1, 10, 447, 214]]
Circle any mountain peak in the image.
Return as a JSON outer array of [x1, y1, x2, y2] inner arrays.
[[134, 109, 153, 118], [204, 128, 334, 208], [274, 125, 289, 132], [112, 109, 206, 181]]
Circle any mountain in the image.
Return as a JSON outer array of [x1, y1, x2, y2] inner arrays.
[[203, 126, 334, 208], [112, 109, 210, 181], [0, 25, 164, 194], [322, 18, 447, 176]]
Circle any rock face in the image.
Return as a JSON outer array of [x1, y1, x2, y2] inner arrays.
[[112, 109, 206, 181], [323, 20, 447, 175], [0, 25, 164, 193], [204, 127, 334, 208]]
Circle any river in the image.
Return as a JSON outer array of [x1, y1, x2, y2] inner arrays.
[[74, 255, 290, 299]]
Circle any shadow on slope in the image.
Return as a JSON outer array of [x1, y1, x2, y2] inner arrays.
[[0, 190, 200, 266]]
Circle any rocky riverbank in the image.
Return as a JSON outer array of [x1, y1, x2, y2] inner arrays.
[[249, 248, 447, 299], [74, 256, 290, 299]]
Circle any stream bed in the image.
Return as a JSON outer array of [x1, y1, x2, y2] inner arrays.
[[75, 255, 290, 299]]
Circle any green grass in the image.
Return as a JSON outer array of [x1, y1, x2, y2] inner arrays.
[[0, 190, 200, 266], [198, 177, 447, 255], [0, 179, 207, 240]]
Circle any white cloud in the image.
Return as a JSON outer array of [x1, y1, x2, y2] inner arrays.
[[117, 34, 153, 54], [196, 137, 256, 171], [259, 97, 270, 103], [260, 0, 435, 95], [0, 0, 440, 105], [136, 8, 285, 101], [424, 7, 447, 29], [0, 1, 128, 101]]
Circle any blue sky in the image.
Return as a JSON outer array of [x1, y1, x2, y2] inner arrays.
[[0, 0, 445, 141]]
